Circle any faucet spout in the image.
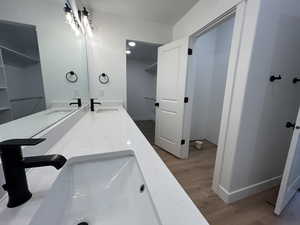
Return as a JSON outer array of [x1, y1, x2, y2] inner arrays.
[[23, 154, 67, 170]]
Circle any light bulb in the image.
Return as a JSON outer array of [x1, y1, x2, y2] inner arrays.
[[83, 15, 93, 37], [126, 50, 131, 55], [65, 12, 73, 24], [69, 20, 81, 36], [128, 42, 136, 47]]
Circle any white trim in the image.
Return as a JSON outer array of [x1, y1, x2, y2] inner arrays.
[[275, 176, 300, 215], [275, 108, 300, 215], [218, 176, 282, 203], [213, 0, 262, 200], [212, 0, 247, 194], [192, 8, 237, 38]]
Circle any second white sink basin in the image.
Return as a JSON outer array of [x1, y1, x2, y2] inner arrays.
[[29, 151, 161, 225], [96, 107, 119, 113], [45, 108, 74, 115]]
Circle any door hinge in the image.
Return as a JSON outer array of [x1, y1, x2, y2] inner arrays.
[[155, 102, 159, 107], [184, 97, 189, 103], [181, 139, 186, 145], [188, 48, 193, 55]]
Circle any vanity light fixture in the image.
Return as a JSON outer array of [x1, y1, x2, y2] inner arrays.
[[64, 3, 73, 24], [64, 3, 81, 36], [126, 50, 132, 55], [82, 7, 93, 37], [128, 41, 136, 47]]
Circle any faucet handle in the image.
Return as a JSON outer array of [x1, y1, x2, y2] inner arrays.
[[0, 139, 46, 151]]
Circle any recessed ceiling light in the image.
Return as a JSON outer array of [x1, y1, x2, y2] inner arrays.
[[126, 50, 131, 55], [128, 41, 136, 47]]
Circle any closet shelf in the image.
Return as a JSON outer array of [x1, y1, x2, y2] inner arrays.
[[0, 107, 11, 112], [0, 45, 40, 68], [145, 63, 157, 73]]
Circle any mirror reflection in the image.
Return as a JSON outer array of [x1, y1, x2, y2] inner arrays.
[[0, 0, 89, 138]]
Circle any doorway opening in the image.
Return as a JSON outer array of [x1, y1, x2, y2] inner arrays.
[[126, 40, 160, 144], [190, 15, 235, 153]]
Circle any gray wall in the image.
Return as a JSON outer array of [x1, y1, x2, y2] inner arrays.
[[228, 0, 300, 192]]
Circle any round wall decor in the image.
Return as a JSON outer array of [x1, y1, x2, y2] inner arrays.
[[66, 71, 78, 83]]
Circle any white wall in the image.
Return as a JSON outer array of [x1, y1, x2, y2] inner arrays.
[[86, 12, 172, 106], [191, 16, 234, 144], [0, 0, 89, 106], [173, 0, 242, 39], [127, 59, 156, 121], [191, 30, 216, 140], [223, 0, 300, 196]]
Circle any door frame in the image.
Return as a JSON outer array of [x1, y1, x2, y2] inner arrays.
[[275, 107, 300, 215], [181, 1, 247, 194]]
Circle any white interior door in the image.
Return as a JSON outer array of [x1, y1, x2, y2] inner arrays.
[[155, 38, 189, 159], [275, 107, 300, 215]]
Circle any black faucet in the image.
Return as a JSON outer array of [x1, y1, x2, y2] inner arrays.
[[0, 138, 67, 208], [69, 98, 82, 107], [90, 98, 102, 111]]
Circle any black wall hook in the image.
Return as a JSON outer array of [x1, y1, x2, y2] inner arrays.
[[270, 75, 282, 82], [293, 77, 300, 84], [286, 121, 295, 129]]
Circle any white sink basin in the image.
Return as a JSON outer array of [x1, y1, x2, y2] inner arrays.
[[29, 151, 161, 225]]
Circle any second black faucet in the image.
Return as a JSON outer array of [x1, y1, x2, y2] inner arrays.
[[90, 98, 101, 111]]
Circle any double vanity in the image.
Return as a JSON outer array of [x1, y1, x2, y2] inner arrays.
[[0, 1, 211, 224], [0, 105, 209, 225]]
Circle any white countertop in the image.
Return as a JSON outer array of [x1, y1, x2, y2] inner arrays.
[[0, 106, 78, 143], [0, 107, 209, 225]]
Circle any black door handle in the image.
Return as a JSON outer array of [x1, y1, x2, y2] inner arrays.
[[155, 102, 159, 107]]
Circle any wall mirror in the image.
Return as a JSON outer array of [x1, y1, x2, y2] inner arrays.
[[0, 0, 89, 140]]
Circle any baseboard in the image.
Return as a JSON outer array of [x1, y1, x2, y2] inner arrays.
[[216, 176, 282, 203]]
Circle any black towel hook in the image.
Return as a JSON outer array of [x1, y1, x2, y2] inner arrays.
[[293, 77, 300, 84], [270, 75, 282, 82]]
